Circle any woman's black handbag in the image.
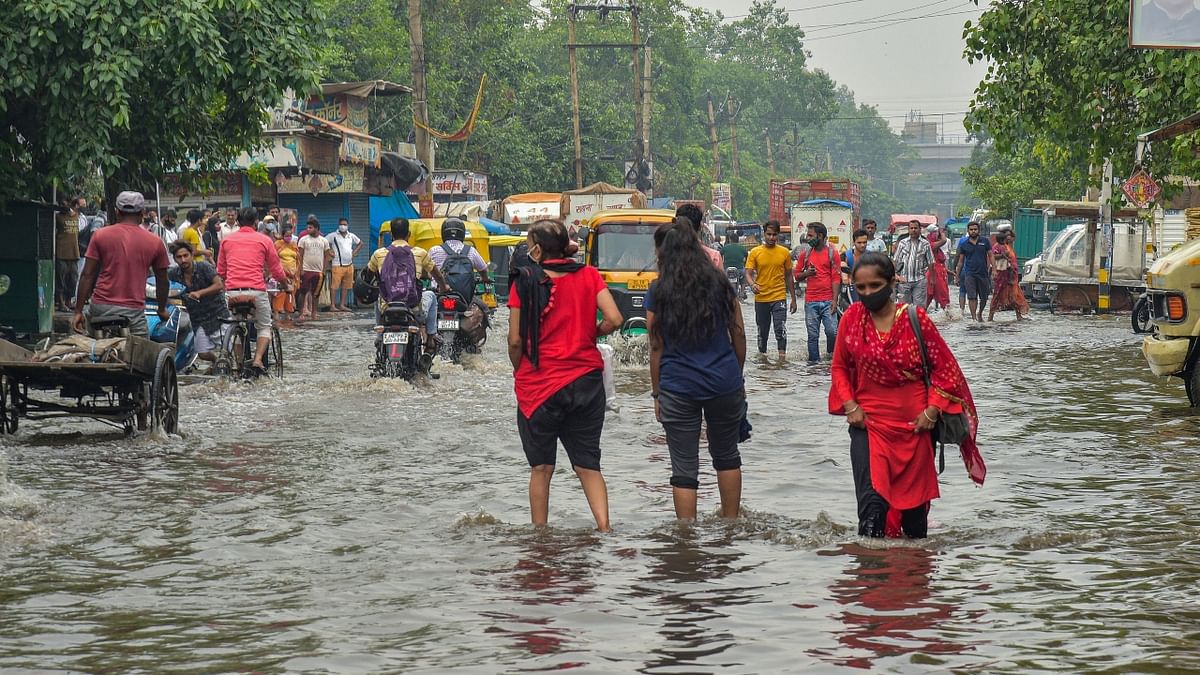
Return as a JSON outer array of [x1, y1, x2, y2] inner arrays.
[[907, 305, 971, 473]]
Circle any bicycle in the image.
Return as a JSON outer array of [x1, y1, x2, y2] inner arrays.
[[212, 296, 283, 379]]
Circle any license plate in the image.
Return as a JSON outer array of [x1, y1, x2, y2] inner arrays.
[[632, 297, 644, 308], [626, 278, 650, 290], [382, 332, 409, 345], [438, 319, 459, 331]]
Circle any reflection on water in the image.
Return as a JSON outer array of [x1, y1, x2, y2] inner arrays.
[[2, 309, 1200, 672], [814, 544, 983, 669]]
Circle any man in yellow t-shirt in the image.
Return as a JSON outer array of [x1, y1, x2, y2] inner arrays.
[[743, 220, 797, 360]]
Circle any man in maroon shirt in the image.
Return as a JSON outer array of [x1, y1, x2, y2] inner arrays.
[[73, 191, 170, 337], [218, 207, 290, 372]]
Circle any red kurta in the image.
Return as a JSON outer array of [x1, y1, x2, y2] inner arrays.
[[829, 303, 986, 515]]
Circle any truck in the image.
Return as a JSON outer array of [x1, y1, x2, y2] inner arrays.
[[768, 179, 860, 247], [788, 199, 856, 254]]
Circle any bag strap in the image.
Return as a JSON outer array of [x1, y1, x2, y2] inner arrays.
[[907, 304, 945, 475]]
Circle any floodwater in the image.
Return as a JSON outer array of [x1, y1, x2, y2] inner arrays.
[[2, 305, 1198, 673]]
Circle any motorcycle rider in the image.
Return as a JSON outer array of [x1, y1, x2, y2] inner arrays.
[[368, 218, 445, 355], [429, 218, 491, 301], [722, 232, 749, 297]]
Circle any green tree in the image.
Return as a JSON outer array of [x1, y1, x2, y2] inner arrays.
[[964, 0, 1200, 189], [0, 0, 328, 205], [960, 137, 1083, 218]]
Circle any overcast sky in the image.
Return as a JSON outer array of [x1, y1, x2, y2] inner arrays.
[[686, 0, 986, 140]]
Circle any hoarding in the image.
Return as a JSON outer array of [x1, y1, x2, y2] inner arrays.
[[711, 183, 732, 213], [1129, 0, 1200, 48]]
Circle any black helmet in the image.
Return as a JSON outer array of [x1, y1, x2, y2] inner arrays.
[[441, 217, 467, 242]]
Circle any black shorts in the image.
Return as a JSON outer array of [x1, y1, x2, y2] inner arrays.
[[963, 273, 991, 300], [517, 370, 606, 470]]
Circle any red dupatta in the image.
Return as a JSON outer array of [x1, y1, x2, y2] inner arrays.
[[830, 303, 987, 486]]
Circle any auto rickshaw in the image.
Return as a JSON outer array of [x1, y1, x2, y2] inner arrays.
[[1140, 235, 1200, 405], [373, 218, 502, 308], [579, 208, 676, 335]]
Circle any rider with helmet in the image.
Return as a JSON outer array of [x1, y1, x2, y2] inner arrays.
[[429, 217, 490, 300]]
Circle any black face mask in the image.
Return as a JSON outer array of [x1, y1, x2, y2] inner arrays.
[[860, 286, 891, 312]]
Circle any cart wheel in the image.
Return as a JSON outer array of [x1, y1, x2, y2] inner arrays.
[[268, 327, 283, 378], [151, 348, 179, 434], [0, 374, 18, 435], [1131, 295, 1152, 334]]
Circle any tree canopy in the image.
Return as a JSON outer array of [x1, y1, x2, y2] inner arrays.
[[0, 0, 327, 205], [964, 0, 1200, 190], [324, 0, 913, 220]]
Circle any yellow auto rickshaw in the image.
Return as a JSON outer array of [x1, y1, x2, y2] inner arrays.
[[579, 208, 676, 334]]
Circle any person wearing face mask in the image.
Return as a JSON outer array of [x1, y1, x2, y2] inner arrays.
[[829, 252, 985, 539], [508, 219, 623, 532], [794, 221, 841, 365], [326, 217, 363, 312], [272, 223, 301, 323]]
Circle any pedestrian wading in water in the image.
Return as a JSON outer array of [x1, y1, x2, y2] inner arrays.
[[646, 220, 748, 520], [829, 252, 986, 538], [508, 219, 623, 532]]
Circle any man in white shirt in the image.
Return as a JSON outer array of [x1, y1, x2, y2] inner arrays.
[[326, 217, 363, 312], [863, 219, 887, 253], [218, 207, 239, 241]]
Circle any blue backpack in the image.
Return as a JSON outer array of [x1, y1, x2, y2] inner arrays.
[[380, 246, 419, 306]]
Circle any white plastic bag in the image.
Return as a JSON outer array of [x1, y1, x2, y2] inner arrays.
[[597, 343, 618, 411]]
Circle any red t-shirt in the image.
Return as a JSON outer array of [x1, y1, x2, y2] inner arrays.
[[509, 266, 606, 418], [85, 223, 171, 309], [797, 245, 839, 302]]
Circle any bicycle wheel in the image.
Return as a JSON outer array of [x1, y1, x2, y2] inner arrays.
[[224, 323, 250, 378], [269, 327, 283, 378], [1131, 295, 1152, 334]]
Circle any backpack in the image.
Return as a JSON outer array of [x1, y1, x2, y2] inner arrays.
[[799, 246, 837, 273], [379, 245, 419, 306], [439, 242, 477, 301]]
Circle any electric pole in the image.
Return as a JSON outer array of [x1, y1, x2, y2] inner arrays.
[[408, 0, 433, 214], [640, 44, 653, 197], [706, 91, 721, 181], [765, 132, 775, 176], [568, 7, 583, 188], [564, 3, 642, 190], [725, 93, 740, 179]]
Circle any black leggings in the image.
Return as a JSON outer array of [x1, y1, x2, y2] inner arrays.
[[754, 300, 787, 353], [848, 426, 928, 538]]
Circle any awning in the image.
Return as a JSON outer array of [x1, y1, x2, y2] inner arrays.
[[320, 80, 412, 98], [289, 109, 382, 168]]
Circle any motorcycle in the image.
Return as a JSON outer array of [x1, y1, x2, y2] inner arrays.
[[436, 291, 490, 362], [726, 266, 747, 301], [371, 302, 430, 380], [145, 279, 198, 373]]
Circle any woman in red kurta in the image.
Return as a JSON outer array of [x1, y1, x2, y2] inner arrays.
[[829, 252, 985, 538]]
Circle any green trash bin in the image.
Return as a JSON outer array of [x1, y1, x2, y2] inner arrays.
[[0, 201, 58, 335]]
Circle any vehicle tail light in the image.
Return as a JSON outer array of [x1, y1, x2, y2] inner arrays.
[[441, 297, 457, 311], [1167, 295, 1186, 321]]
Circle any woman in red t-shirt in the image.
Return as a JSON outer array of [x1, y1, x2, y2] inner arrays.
[[508, 219, 624, 531]]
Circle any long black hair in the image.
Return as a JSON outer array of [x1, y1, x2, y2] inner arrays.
[[650, 220, 735, 348], [851, 251, 896, 282]]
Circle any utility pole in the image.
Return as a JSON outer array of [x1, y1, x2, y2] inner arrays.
[[630, 7, 643, 179], [791, 123, 800, 177], [765, 132, 775, 176], [564, 3, 641, 189], [705, 91, 721, 181], [408, 0, 434, 215], [640, 44, 653, 197], [568, 7, 583, 188], [725, 93, 740, 179]]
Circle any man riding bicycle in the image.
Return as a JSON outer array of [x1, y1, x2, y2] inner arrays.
[[217, 207, 290, 372]]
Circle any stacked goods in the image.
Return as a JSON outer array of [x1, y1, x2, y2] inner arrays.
[[1186, 208, 1200, 241]]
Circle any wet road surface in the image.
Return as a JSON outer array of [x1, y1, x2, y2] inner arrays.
[[2, 306, 1198, 672]]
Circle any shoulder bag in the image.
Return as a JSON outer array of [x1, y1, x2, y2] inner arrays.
[[907, 304, 971, 474]]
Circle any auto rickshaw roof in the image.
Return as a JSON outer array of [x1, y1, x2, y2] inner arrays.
[[584, 208, 676, 226]]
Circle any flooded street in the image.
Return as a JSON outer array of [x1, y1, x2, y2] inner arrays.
[[2, 306, 1198, 673]]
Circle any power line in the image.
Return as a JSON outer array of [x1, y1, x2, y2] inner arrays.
[[801, 0, 960, 32], [807, 7, 982, 40], [722, 0, 871, 20]]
